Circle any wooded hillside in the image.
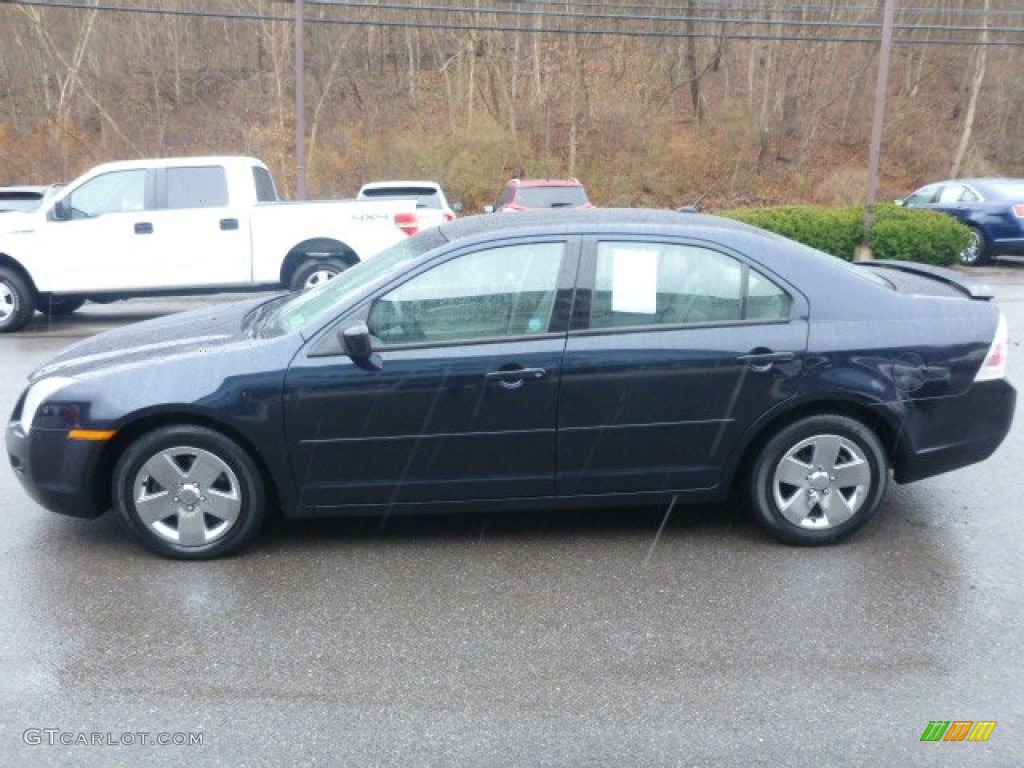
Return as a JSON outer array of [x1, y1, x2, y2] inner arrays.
[[1, 1, 1022, 211]]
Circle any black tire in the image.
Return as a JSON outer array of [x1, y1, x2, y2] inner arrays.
[[37, 294, 86, 317], [0, 266, 36, 333], [113, 425, 267, 560], [960, 226, 990, 266], [289, 257, 350, 291], [748, 414, 888, 546]]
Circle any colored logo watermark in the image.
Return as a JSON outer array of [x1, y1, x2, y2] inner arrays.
[[920, 721, 996, 742]]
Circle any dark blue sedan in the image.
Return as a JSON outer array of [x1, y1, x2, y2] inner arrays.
[[899, 177, 1024, 265], [6, 209, 1016, 558]]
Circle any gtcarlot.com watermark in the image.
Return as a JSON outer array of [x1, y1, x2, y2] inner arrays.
[[24, 729, 203, 747]]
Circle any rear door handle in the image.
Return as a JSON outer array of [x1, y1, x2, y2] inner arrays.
[[485, 367, 547, 390], [220, 218, 239, 231], [134, 222, 153, 235]]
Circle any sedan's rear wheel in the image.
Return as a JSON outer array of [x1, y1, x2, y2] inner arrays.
[[114, 426, 267, 559], [749, 415, 888, 545]]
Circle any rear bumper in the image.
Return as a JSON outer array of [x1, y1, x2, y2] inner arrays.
[[6, 421, 107, 519], [895, 379, 1016, 483]]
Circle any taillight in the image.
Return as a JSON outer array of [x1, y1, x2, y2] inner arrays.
[[975, 312, 1008, 382], [443, 212, 455, 222], [394, 212, 418, 236], [1012, 204, 1024, 218]]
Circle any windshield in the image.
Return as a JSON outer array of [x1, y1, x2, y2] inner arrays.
[[361, 186, 443, 209], [263, 228, 446, 335], [515, 186, 589, 208]]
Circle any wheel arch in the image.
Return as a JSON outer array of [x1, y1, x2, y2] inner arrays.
[[279, 238, 359, 287], [0, 253, 39, 295], [95, 411, 286, 519], [724, 396, 905, 494]]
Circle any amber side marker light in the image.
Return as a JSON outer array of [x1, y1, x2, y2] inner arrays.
[[67, 429, 117, 441]]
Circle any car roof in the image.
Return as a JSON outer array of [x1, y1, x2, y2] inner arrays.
[[360, 180, 442, 190], [508, 178, 584, 189], [436, 207, 759, 243]]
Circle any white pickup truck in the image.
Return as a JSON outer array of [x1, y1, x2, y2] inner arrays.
[[0, 155, 418, 332]]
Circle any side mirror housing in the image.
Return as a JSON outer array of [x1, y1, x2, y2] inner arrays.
[[341, 322, 382, 370], [49, 198, 70, 221]]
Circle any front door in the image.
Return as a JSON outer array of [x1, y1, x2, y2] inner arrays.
[[557, 237, 808, 495], [284, 239, 577, 511]]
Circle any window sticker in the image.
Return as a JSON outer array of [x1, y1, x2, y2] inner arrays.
[[611, 248, 658, 314]]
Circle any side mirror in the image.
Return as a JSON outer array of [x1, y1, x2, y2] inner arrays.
[[341, 322, 382, 370], [49, 198, 70, 221], [483, 205, 495, 214]]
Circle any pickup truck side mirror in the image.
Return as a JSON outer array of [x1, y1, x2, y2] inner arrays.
[[49, 198, 71, 221], [341, 322, 382, 371]]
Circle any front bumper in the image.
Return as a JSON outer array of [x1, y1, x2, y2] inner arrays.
[[895, 378, 1017, 483], [6, 420, 108, 519]]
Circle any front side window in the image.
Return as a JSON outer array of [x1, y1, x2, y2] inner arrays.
[[591, 241, 790, 329], [166, 166, 228, 209], [905, 185, 939, 206], [66, 170, 146, 218], [368, 242, 564, 346]]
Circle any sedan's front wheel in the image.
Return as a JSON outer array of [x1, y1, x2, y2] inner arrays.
[[114, 426, 267, 559], [749, 415, 888, 545]]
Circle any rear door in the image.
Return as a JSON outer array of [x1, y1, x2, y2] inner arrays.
[[557, 236, 808, 495], [145, 164, 252, 287]]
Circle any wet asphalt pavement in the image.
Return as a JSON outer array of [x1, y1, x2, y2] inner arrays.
[[1, 274, 1022, 767]]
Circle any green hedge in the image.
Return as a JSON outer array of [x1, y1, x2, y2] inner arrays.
[[722, 203, 970, 266]]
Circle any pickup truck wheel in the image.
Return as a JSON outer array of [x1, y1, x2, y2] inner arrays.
[[38, 295, 86, 317], [113, 425, 268, 560], [0, 267, 35, 333], [290, 258, 349, 291]]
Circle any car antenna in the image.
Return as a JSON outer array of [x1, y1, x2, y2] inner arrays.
[[677, 170, 726, 213]]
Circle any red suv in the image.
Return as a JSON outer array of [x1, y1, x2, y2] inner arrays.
[[486, 178, 594, 213]]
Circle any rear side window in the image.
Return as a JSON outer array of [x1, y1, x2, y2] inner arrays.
[[253, 166, 279, 202], [165, 166, 228, 209], [590, 241, 791, 329]]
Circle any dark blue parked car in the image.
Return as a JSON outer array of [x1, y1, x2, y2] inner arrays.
[[6, 209, 1016, 558], [898, 178, 1024, 266]]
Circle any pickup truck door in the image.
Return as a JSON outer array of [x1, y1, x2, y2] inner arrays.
[[142, 165, 251, 288], [18, 168, 160, 293]]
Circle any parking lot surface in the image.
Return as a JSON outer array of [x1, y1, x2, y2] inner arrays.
[[1, 274, 1022, 766]]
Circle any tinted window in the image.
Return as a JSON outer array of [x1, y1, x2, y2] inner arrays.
[[165, 166, 228, 209], [362, 186, 442, 209], [368, 242, 564, 346], [253, 166, 279, 202], [591, 241, 790, 328], [514, 186, 589, 208], [67, 170, 146, 218]]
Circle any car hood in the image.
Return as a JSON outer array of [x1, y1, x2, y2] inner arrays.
[[30, 297, 273, 382]]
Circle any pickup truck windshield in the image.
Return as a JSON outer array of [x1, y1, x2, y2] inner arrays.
[[265, 228, 446, 335]]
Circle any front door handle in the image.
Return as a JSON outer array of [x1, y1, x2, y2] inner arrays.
[[134, 221, 153, 235], [220, 218, 239, 231], [485, 367, 547, 390], [736, 350, 795, 371]]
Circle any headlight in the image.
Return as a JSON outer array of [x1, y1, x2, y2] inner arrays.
[[20, 377, 77, 434]]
